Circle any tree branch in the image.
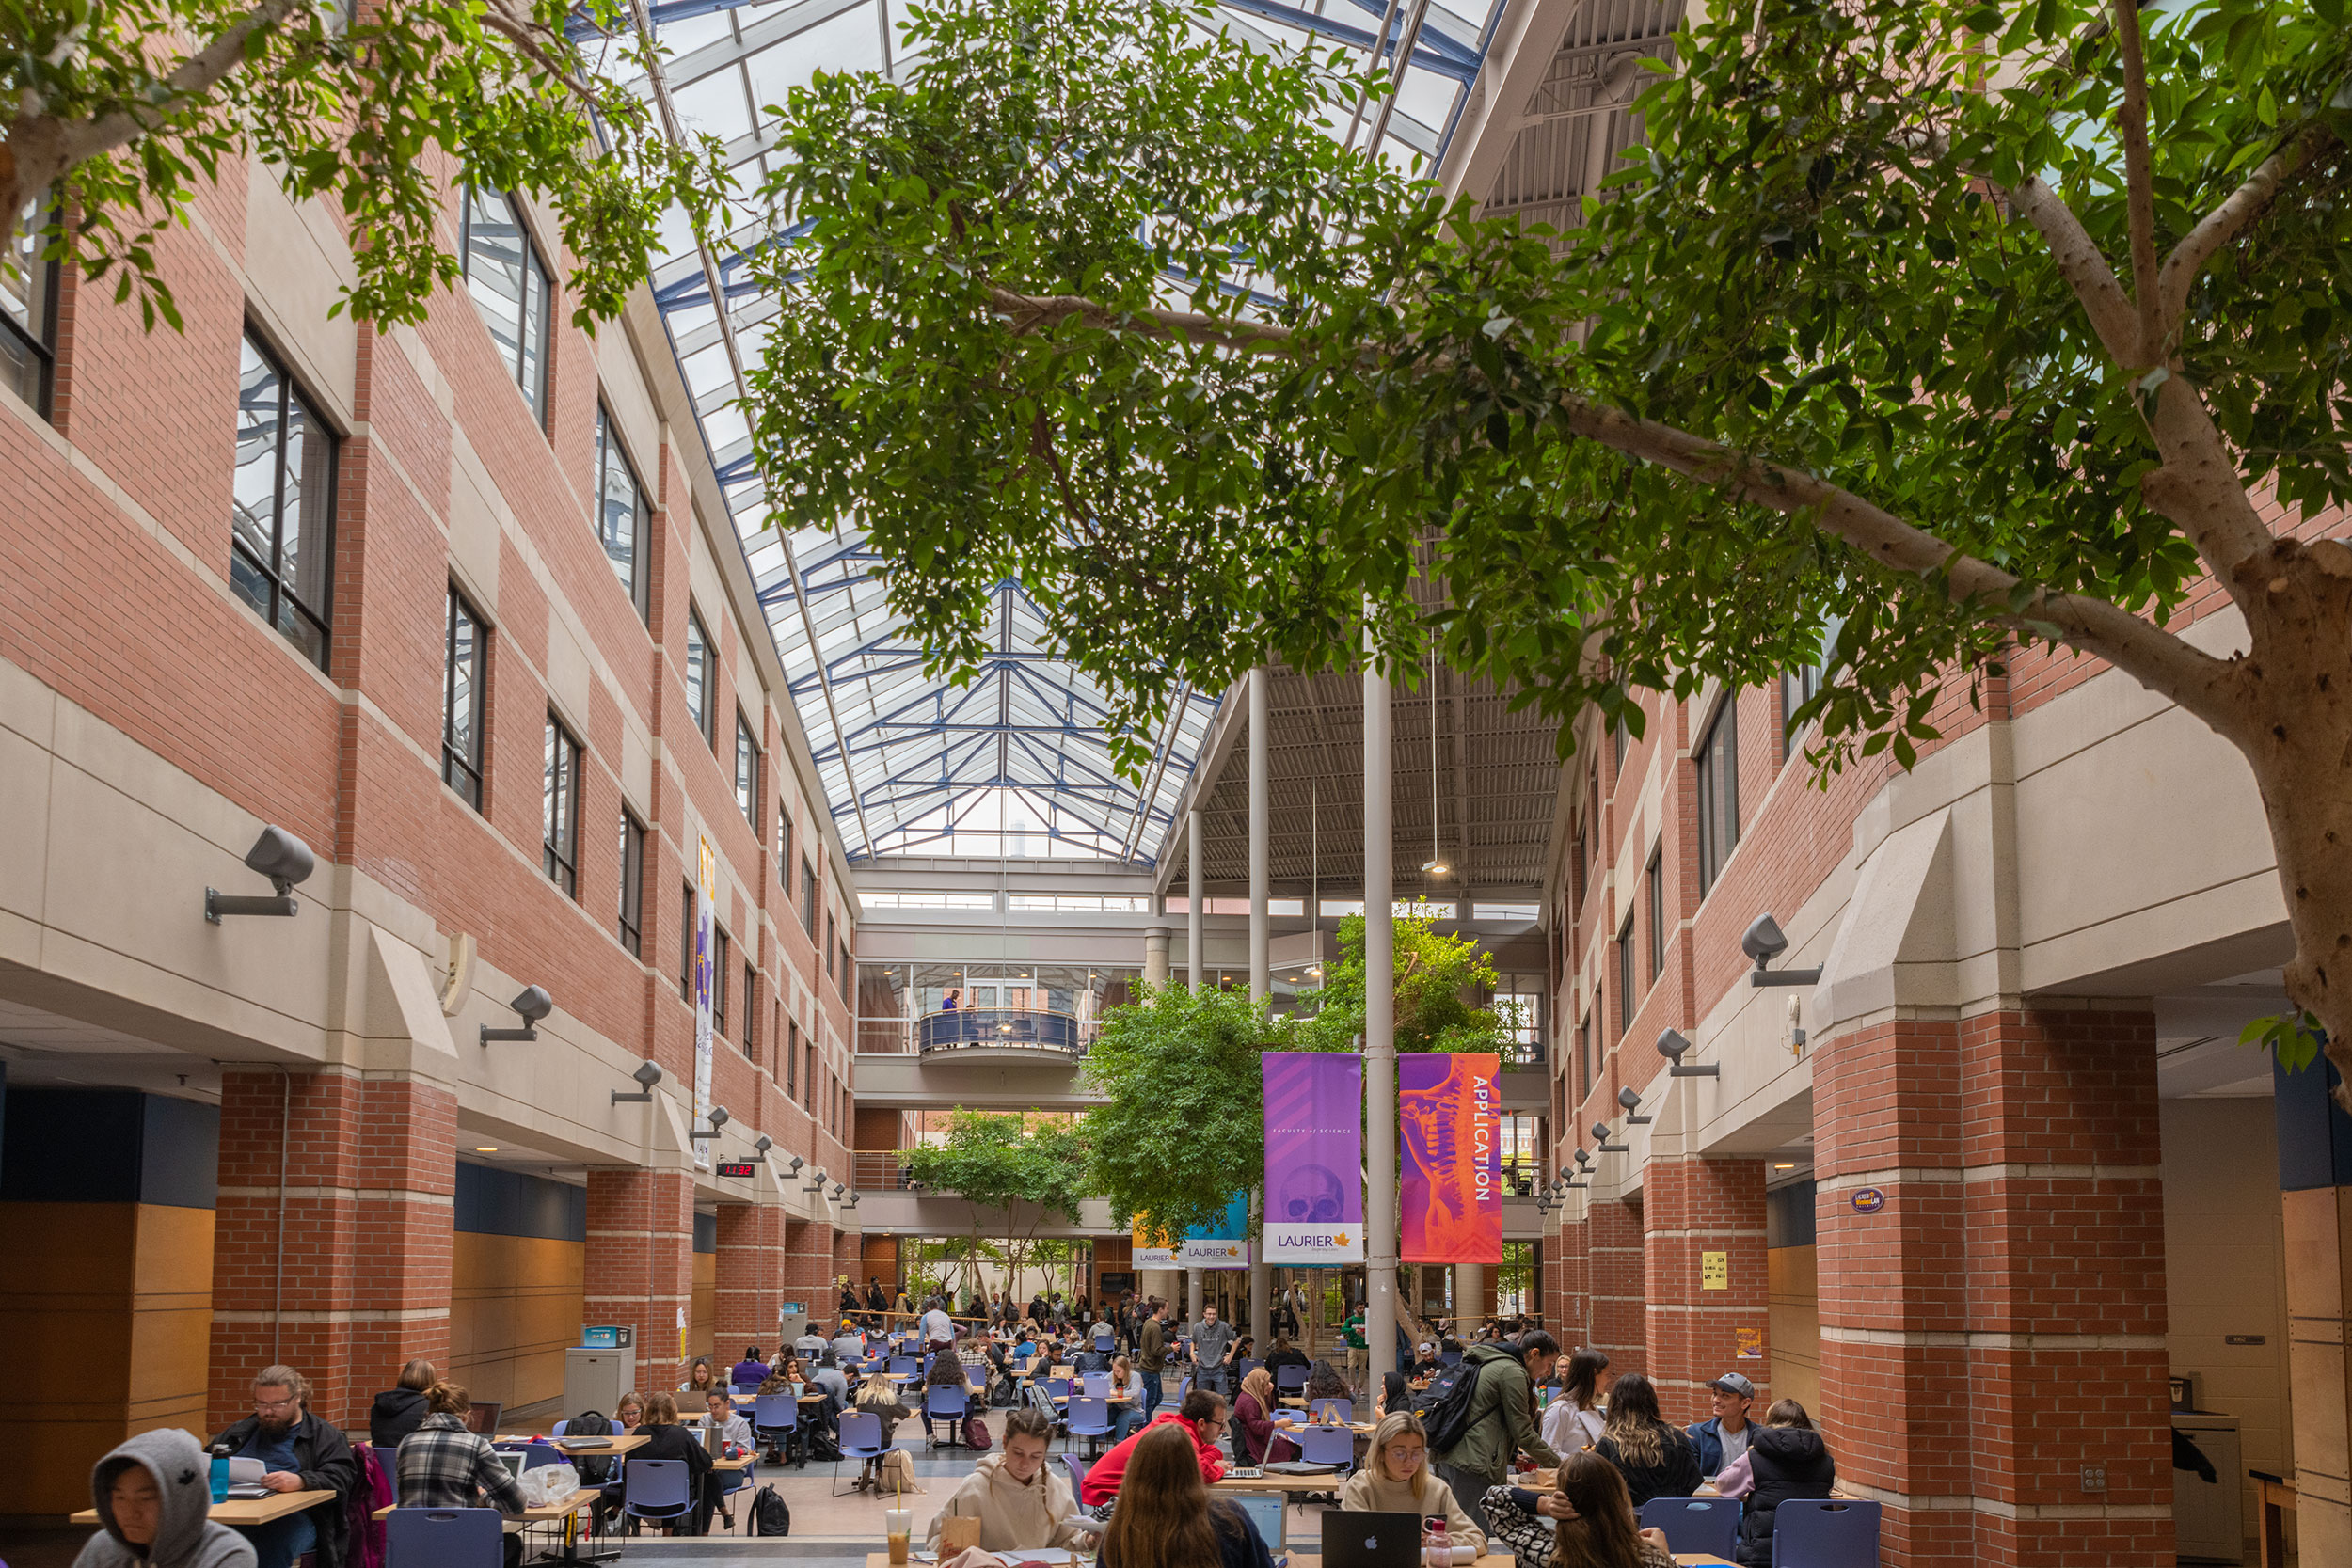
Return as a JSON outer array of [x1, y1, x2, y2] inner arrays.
[[2112, 0, 2161, 360], [2006, 174, 2140, 363], [2157, 119, 2338, 333], [478, 0, 603, 105], [45, 0, 305, 175]]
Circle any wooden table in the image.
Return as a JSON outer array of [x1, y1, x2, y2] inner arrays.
[[497, 1433, 652, 1458], [2254, 1470, 2296, 1567], [1213, 1468, 1349, 1495], [373, 1493, 597, 1528], [1268, 1418, 1375, 1436], [74, 1490, 337, 1527]]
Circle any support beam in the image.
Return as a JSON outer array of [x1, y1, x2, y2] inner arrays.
[[1249, 667, 1273, 1349], [1365, 641, 1399, 1386], [1188, 810, 1205, 989]]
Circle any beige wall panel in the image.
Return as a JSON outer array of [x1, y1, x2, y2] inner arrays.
[[449, 1232, 585, 1414], [1767, 1244, 1820, 1426], [241, 163, 360, 427]]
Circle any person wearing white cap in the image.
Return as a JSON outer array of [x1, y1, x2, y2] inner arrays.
[[1684, 1371, 1756, 1476]]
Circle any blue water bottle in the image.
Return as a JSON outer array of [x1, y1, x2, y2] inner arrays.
[[208, 1444, 231, 1504]]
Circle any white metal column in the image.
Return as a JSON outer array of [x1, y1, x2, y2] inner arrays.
[[1248, 667, 1273, 1349], [1364, 643, 1398, 1386], [1188, 808, 1205, 989]]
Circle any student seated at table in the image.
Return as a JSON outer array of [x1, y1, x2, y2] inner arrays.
[[627, 1393, 716, 1535], [1231, 1369, 1282, 1465], [921, 1335, 984, 1440], [926, 1405, 1089, 1551], [208, 1365, 357, 1568], [368, 1358, 437, 1451], [831, 1318, 869, 1364], [1409, 1341, 1444, 1381], [797, 1323, 833, 1360], [1541, 1350, 1609, 1457], [1482, 1451, 1674, 1568], [1589, 1374, 1700, 1508], [1096, 1422, 1269, 1568], [1712, 1400, 1835, 1568], [1340, 1413, 1486, 1558], [851, 1369, 916, 1489], [75, 1428, 257, 1568], [1262, 1334, 1310, 1386], [1078, 1389, 1229, 1509], [1105, 1355, 1150, 1442], [395, 1382, 525, 1513], [701, 1390, 755, 1528], [681, 1358, 719, 1398], [729, 1346, 771, 1391], [1373, 1371, 1409, 1423], [1304, 1359, 1349, 1404]]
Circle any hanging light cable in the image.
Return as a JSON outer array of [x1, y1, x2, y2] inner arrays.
[[1422, 644, 1448, 878]]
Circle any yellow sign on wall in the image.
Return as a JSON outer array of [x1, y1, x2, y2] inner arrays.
[[1701, 1250, 1728, 1291]]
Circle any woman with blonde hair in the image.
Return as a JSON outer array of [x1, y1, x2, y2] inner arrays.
[[1481, 1450, 1674, 1568], [1339, 1412, 1486, 1556], [1589, 1373, 1699, 1507]]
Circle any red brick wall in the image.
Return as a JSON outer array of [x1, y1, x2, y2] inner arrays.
[[583, 1169, 696, 1390], [1642, 1157, 1769, 1424]]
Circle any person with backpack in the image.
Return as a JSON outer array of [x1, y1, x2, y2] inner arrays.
[[1426, 1329, 1561, 1536]]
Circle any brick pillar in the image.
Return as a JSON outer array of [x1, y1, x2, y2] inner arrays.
[[1644, 1156, 1769, 1424], [785, 1217, 837, 1304], [1553, 1207, 1590, 1349], [209, 1069, 455, 1430], [585, 1168, 695, 1390], [1588, 1196, 1646, 1376], [714, 1202, 788, 1356], [1816, 1007, 2169, 1568]]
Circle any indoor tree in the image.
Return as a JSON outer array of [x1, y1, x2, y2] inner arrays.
[[746, 0, 2352, 1090], [898, 1110, 1089, 1294], [1, 0, 726, 328], [1292, 913, 1522, 1060]]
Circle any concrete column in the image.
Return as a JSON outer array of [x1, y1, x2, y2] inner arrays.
[[1248, 667, 1274, 1349], [208, 1068, 456, 1428], [1454, 1262, 1486, 1329], [1187, 809, 1205, 990], [1144, 927, 1170, 987], [1364, 644, 1398, 1384], [584, 1167, 699, 1392], [1187, 1268, 1204, 1324]]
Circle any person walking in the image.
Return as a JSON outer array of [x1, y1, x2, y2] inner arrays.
[[1429, 1330, 1561, 1537], [1136, 1301, 1168, 1422]]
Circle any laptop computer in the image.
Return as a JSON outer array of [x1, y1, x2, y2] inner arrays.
[[1323, 1513, 1422, 1568], [1229, 1491, 1286, 1550], [463, 1401, 502, 1436], [494, 1450, 525, 1483]]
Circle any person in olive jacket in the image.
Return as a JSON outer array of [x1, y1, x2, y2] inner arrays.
[[1430, 1331, 1562, 1537]]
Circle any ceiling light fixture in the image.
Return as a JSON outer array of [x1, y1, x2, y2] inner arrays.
[[475, 1146, 499, 1153], [1774, 1162, 1796, 1170]]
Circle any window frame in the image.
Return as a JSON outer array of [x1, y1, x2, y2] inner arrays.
[[232, 326, 338, 670], [1645, 846, 1664, 984], [542, 710, 583, 897], [787, 1017, 801, 1099], [685, 609, 715, 745], [458, 185, 552, 426], [680, 879, 696, 1003], [2, 203, 60, 420], [592, 403, 650, 619], [617, 809, 645, 957], [1615, 908, 1636, 1040], [440, 586, 487, 811], [1695, 697, 1741, 897], [735, 710, 760, 827], [778, 806, 794, 887], [801, 858, 818, 935], [742, 960, 758, 1056], [712, 927, 730, 1038]]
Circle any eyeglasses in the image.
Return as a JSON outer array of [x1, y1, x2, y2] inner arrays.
[[254, 1396, 299, 1413]]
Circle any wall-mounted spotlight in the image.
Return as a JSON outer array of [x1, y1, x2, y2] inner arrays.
[[844, 1191, 861, 1210], [611, 1060, 661, 1104], [803, 1165, 829, 1194], [690, 1104, 731, 1140], [1617, 1086, 1652, 1126], [482, 986, 552, 1045], [830, 1182, 847, 1201], [786, 1154, 805, 1174], [205, 826, 317, 923], [1657, 1028, 1720, 1077], [1591, 1120, 1629, 1154], [1573, 1147, 1593, 1170], [1743, 914, 1822, 987], [752, 1134, 773, 1156]]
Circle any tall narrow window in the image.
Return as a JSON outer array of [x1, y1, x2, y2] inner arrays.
[[2, 202, 58, 417], [825, 914, 837, 980], [542, 713, 582, 895], [1778, 667, 1820, 764], [735, 712, 760, 826], [232, 330, 336, 668], [787, 1017, 799, 1097], [617, 810, 645, 956], [711, 928, 730, 1037], [441, 587, 486, 810], [838, 939, 853, 1004], [685, 610, 713, 743], [1695, 698, 1741, 896], [1615, 910, 1636, 1038], [593, 404, 648, 616], [460, 186, 550, 423], [801, 858, 818, 935], [1645, 847, 1664, 983], [743, 963, 758, 1057], [680, 880, 696, 1002], [778, 806, 794, 888], [803, 1039, 815, 1107], [1578, 1019, 1592, 1101]]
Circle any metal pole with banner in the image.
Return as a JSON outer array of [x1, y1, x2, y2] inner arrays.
[[1398, 1052, 1502, 1263], [693, 835, 716, 1169], [1262, 1052, 1365, 1265]]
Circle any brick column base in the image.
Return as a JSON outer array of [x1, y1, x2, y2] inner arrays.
[[1552, 1210, 1590, 1350], [1644, 1157, 1769, 1424], [209, 1069, 455, 1430], [714, 1203, 788, 1355], [1816, 1007, 2169, 1567], [1588, 1197, 1645, 1376], [586, 1169, 695, 1390]]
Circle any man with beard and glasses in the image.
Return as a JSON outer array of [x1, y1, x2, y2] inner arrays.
[[207, 1366, 357, 1568]]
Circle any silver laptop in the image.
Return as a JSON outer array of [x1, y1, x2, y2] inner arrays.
[[1230, 1491, 1286, 1550], [495, 1450, 525, 1483]]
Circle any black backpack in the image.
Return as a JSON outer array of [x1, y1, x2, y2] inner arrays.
[[564, 1411, 613, 1482], [751, 1484, 791, 1536], [1413, 1360, 1485, 1455]]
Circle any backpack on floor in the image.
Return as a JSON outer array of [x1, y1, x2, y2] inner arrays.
[[751, 1484, 791, 1537], [961, 1413, 993, 1451], [1413, 1359, 1485, 1456], [806, 1426, 842, 1461]]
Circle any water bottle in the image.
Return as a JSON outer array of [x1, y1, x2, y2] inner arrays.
[[208, 1444, 231, 1504], [1422, 1515, 1449, 1568]]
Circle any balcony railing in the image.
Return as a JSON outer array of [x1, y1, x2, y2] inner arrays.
[[856, 1006, 1091, 1055]]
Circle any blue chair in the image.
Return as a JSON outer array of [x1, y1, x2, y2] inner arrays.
[[926, 1386, 970, 1449], [384, 1506, 502, 1568], [1274, 1364, 1309, 1395], [834, 1410, 891, 1497], [1771, 1499, 1881, 1567], [889, 1356, 919, 1377], [1308, 1397, 1352, 1424], [1177, 1376, 1193, 1402], [1295, 1425, 1355, 1490], [550, 1419, 571, 1437], [1045, 1376, 1073, 1400], [620, 1458, 694, 1535], [1081, 1371, 1111, 1399], [1061, 1451, 1092, 1500], [1439, 1350, 1464, 1368], [1638, 1497, 1741, 1558], [518, 1440, 568, 1471], [753, 1393, 800, 1465], [1236, 1357, 1263, 1384], [1065, 1396, 1115, 1457], [733, 1382, 760, 1398]]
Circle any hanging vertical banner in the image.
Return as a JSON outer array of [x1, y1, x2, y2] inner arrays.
[[693, 835, 716, 1169], [1263, 1052, 1364, 1264], [1399, 1052, 1502, 1263], [1181, 1192, 1254, 1269], [1131, 1219, 1177, 1270]]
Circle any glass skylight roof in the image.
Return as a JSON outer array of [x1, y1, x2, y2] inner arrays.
[[595, 0, 1507, 863]]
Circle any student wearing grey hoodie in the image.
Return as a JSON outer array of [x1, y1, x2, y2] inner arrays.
[[76, 1427, 257, 1568]]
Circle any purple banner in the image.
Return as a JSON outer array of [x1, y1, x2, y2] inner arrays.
[[1262, 1052, 1363, 1264]]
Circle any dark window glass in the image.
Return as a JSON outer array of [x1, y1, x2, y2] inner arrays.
[[838, 939, 853, 1004], [617, 810, 645, 956], [743, 962, 757, 1055], [804, 1040, 815, 1108], [460, 186, 550, 423], [778, 807, 793, 887], [825, 913, 837, 979], [736, 712, 759, 826], [713, 927, 730, 1037], [1696, 698, 1741, 896], [593, 405, 648, 616], [1615, 910, 1635, 1040], [1646, 848, 1664, 983], [686, 610, 713, 743], [232, 331, 335, 668], [787, 1018, 800, 1097], [441, 587, 486, 810], [680, 880, 695, 1002], [2, 202, 58, 419], [542, 713, 581, 896], [801, 858, 818, 935], [1578, 1020, 1591, 1101]]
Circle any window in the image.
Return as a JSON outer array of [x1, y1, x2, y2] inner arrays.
[[864, 892, 995, 910], [440, 587, 486, 809], [1007, 895, 1151, 912], [838, 939, 853, 1003], [1578, 1019, 1591, 1101], [1611, 710, 1629, 775], [1780, 615, 1843, 762], [1645, 847, 1664, 983], [542, 713, 582, 896], [778, 807, 793, 887], [680, 880, 696, 1002], [3, 202, 58, 417], [787, 1018, 800, 1097], [593, 404, 648, 616], [460, 186, 550, 423], [743, 961, 758, 1056], [801, 858, 818, 935], [617, 810, 645, 956], [1473, 903, 1539, 922], [685, 610, 713, 743], [712, 927, 730, 1037], [232, 330, 336, 668], [735, 712, 760, 826], [1695, 698, 1740, 896], [803, 1038, 816, 1108], [1615, 909, 1636, 1039], [826, 914, 837, 979]]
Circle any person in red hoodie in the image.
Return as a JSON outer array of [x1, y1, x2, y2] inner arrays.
[[1078, 1389, 1230, 1509]]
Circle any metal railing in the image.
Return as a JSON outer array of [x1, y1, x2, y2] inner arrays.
[[855, 1007, 1092, 1055]]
